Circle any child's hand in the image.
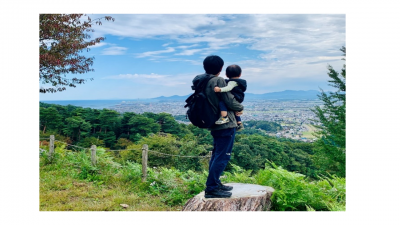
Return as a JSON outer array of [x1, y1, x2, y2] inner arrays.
[[235, 111, 243, 116], [214, 86, 221, 92]]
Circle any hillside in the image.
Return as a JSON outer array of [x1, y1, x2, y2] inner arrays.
[[39, 143, 345, 211], [39, 102, 345, 211]]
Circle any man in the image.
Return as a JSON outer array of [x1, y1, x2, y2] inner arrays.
[[192, 55, 244, 198]]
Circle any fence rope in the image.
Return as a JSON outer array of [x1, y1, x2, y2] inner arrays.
[[40, 138, 50, 140], [45, 139, 210, 158], [54, 140, 88, 150], [106, 148, 142, 152], [148, 149, 210, 158]]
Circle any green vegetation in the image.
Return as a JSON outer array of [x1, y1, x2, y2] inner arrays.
[[301, 125, 318, 139], [244, 120, 282, 133], [311, 46, 346, 177], [39, 103, 346, 211], [40, 144, 345, 211], [39, 103, 316, 176], [173, 115, 189, 122], [39, 102, 345, 210]]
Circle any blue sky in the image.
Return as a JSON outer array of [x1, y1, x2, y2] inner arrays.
[[39, 14, 345, 100]]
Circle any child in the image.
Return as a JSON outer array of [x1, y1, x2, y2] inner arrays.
[[214, 64, 246, 131]]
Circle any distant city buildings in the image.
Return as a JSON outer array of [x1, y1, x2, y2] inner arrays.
[[109, 99, 322, 142]]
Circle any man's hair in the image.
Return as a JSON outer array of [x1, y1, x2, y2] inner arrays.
[[203, 55, 224, 75], [226, 64, 242, 78]]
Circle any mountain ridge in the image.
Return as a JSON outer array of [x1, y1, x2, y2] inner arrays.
[[153, 90, 320, 101]]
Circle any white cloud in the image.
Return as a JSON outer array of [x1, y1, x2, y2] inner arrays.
[[317, 56, 343, 60], [102, 73, 190, 87], [175, 49, 202, 56], [86, 14, 345, 52], [91, 14, 344, 90], [89, 42, 108, 48], [176, 44, 200, 49], [164, 58, 202, 65], [101, 46, 128, 55], [224, 56, 345, 92], [136, 47, 175, 58], [90, 14, 344, 63], [104, 73, 166, 79], [92, 14, 226, 38]]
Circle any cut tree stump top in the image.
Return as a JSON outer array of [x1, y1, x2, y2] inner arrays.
[[182, 183, 275, 211]]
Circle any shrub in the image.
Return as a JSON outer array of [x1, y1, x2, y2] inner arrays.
[[253, 161, 345, 211]]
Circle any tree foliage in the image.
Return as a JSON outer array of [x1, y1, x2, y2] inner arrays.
[[311, 46, 346, 177], [39, 14, 114, 93], [39, 106, 62, 133], [244, 120, 282, 132], [39, 102, 319, 176]]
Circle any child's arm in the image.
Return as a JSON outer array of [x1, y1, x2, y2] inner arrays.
[[214, 81, 238, 92]]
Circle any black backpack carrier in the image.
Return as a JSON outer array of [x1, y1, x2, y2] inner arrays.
[[184, 75, 219, 128]]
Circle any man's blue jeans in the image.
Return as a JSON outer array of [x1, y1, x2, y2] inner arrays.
[[205, 127, 236, 192]]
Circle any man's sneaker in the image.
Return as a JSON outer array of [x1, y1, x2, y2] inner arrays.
[[237, 123, 244, 131], [204, 189, 232, 198], [215, 116, 229, 125], [218, 183, 233, 191]]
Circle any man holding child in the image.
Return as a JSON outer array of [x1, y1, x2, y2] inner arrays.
[[191, 55, 245, 198]]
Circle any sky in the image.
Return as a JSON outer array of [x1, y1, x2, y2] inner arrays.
[[39, 14, 345, 101]]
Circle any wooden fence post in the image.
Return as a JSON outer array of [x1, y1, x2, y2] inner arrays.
[[91, 145, 97, 166], [49, 135, 55, 160], [142, 144, 148, 182]]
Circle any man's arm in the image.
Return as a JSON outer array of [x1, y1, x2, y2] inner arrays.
[[216, 79, 243, 112]]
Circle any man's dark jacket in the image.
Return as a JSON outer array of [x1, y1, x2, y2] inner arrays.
[[192, 73, 244, 131]]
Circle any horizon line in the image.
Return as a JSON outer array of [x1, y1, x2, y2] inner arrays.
[[40, 89, 323, 101]]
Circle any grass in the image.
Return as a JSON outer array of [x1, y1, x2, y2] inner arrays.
[[40, 169, 181, 211], [40, 145, 185, 211], [40, 144, 345, 211], [301, 124, 319, 139]]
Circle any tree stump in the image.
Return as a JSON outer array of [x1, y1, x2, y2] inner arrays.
[[182, 183, 274, 211]]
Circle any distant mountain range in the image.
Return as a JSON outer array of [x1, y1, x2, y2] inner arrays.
[[152, 90, 320, 102]]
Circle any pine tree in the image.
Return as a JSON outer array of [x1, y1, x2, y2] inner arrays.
[[311, 46, 346, 177]]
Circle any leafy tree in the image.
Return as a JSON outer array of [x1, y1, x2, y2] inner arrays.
[[230, 134, 315, 176], [115, 138, 133, 149], [39, 107, 62, 133], [245, 120, 282, 132], [311, 46, 346, 177], [154, 113, 188, 137], [78, 137, 104, 148], [63, 116, 91, 141], [187, 124, 213, 146], [97, 109, 119, 134], [97, 131, 117, 148], [128, 115, 161, 139], [85, 108, 101, 134], [120, 112, 137, 136], [39, 14, 114, 93]]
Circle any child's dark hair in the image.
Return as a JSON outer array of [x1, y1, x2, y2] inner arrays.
[[203, 55, 224, 75], [226, 64, 242, 78]]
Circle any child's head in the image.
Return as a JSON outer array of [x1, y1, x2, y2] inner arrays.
[[203, 55, 224, 75], [226, 64, 242, 78]]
